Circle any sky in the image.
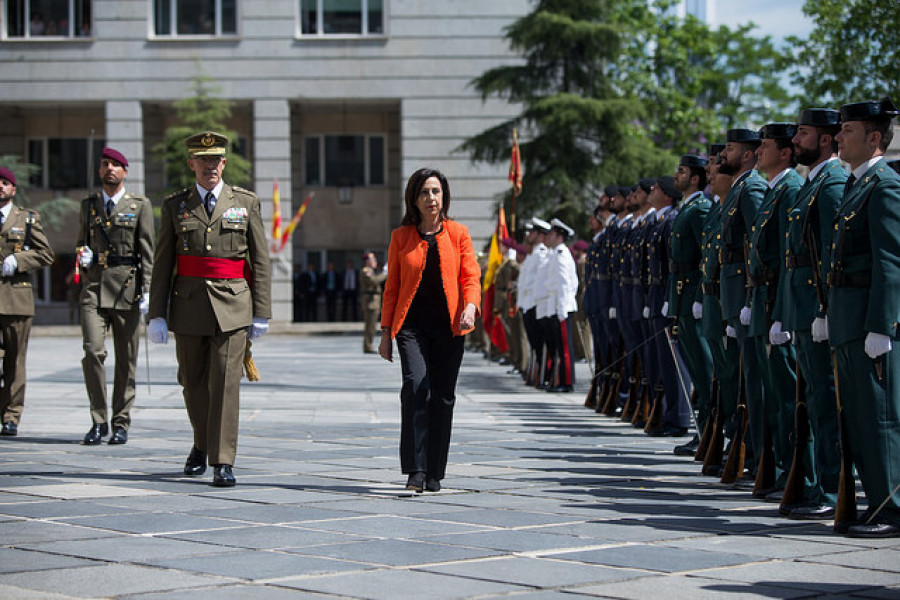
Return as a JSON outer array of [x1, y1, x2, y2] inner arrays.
[[714, 0, 814, 47]]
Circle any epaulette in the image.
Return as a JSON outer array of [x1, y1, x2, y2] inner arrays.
[[165, 187, 191, 201], [231, 186, 257, 198], [123, 192, 148, 202]]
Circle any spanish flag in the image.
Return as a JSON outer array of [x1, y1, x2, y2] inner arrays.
[[270, 180, 282, 252], [482, 205, 509, 354]]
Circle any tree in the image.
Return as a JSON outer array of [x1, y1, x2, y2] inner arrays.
[[785, 0, 900, 106], [457, 0, 674, 232], [153, 72, 251, 195], [0, 154, 78, 231], [611, 0, 793, 156]]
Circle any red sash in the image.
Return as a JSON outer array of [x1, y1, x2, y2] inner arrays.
[[177, 255, 246, 279]]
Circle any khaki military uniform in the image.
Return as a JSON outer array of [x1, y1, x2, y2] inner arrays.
[[360, 265, 386, 353], [494, 257, 518, 365], [149, 184, 271, 466], [0, 206, 54, 425], [78, 193, 154, 431]]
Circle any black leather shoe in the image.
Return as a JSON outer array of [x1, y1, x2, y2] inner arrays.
[[547, 385, 572, 393], [778, 502, 803, 516], [789, 504, 835, 520], [425, 477, 441, 492], [1, 421, 17, 436], [82, 423, 108, 445], [212, 464, 236, 487], [406, 471, 425, 493], [703, 464, 724, 477], [108, 426, 127, 445], [673, 435, 699, 456], [765, 490, 784, 503], [847, 521, 900, 538], [752, 485, 779, 499], [184, 447, 208, 476]]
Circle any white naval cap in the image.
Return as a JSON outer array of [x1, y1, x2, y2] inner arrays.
[[531, 217, 551, 233], [550, 217, 574, 238]]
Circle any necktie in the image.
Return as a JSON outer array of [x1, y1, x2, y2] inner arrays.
[[843, 174, 857, 196], [205, 191, 215, 217], [0, 212, 5, 227], [106, 199, 114, 217]]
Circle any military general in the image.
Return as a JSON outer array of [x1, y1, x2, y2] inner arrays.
[[148, 131, 271, 487]]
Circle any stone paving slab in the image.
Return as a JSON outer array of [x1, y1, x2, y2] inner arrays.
[[1, 333, 899, 599]]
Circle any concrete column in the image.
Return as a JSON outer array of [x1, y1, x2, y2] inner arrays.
[[254, 99, 292, 323], [104, 101, 144, 195]]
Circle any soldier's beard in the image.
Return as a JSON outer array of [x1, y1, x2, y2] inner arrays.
[[795, 144, 819, 166], [717, 159, 740, 176]]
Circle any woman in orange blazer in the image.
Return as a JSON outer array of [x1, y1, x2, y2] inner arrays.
[[379, 168, 481, 492]]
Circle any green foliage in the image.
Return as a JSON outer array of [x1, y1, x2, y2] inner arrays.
[[785, 0, 900, 106], [152, 72, 251, 194], [0, 154, 78, 232]]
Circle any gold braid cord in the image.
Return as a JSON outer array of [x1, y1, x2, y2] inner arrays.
[[243, 339, 260, 381]]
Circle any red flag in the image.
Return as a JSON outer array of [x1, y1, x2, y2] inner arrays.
[[279, 192, 314, 252], [509, 128, 522, 197], [482, 205, 510, 354], [270, 180, 282, 252]]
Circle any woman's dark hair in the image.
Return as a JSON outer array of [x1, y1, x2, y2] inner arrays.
[[401, 168, 451, 226]]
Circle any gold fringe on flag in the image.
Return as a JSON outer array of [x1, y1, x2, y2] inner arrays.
[[243, 339, 260, 381]]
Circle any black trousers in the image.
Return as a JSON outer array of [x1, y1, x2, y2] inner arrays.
[[396, 326, 465, 480]]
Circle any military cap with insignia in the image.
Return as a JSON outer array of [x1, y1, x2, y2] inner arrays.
[[708, 143, 726, 157], [550, 217, 574, 239], [759, 122, 798, 140], [657, 175, 681, 200], [617, 186, 631, 198], [798, 108, 840, 128], [523, 219, 534, 232], [839, 96, 899, 122], [638, 178, 656, 194], [531, 217, 551, 233], [604, 184, 618, 197], [0, 167, 16, 186], [186, 131, 229, 156], [101, 147, 129, 168], [680, 154, 708, 168], [726, 128, 761, 144]]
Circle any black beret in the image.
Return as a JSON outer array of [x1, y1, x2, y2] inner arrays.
[[759, 122, 798, 140], [798, 108, 840, 127], [839, 97, 899, 122], [680, 154, 708, 168], [726, 128, 761, 143], [657, 176, 681, 201], [638, 178, 656, 194]]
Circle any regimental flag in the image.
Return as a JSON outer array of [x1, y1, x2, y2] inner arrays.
[[278, 192, 314, 252], [509, 128, 522, 197], [270, 180, 282, 252], [482, 205, 509, 354]]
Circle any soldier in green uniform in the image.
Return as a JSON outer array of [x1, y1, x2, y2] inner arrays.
[[775, 108, 845, 520], [360, 251, 387, 354], [718, 129, 767, 479], [0, 167, 54, 436], [743, 124, 803, 500], [77, 148, 155, 446], [828, 98, 900, 537], [495, 238, 523, 371], [669, 155, 713, 454], [148, 131, 271, 487]]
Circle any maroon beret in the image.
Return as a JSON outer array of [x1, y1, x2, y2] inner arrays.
[[101, 147, 129, 168], [572, 240, 589, 252], [501, 236, 515, 248], [0, 167, 16, 186]]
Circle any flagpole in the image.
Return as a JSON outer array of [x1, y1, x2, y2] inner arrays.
[[509, 128, 522, 235]]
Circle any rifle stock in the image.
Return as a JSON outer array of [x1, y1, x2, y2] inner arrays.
[[753, 418, 776, 496], [780, 360, 808, 508], [644, 385, 664, 433], [833, 352, 858, 528], [721, 353, 747, 484], [696, 376, 719, 461], [701, 381, 725, 473]]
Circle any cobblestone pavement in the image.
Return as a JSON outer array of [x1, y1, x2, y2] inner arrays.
[[1, 329, 898, 599]]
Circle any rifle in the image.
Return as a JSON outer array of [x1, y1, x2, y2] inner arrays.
[[721, 351, 748, 484], [696, 376, 719, 461], [780, 356, 808, 508], [833, 352, 857, 529], [74, 129, 96, 284]]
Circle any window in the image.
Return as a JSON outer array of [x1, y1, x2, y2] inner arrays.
[[28, 137, 105, 189], [5, 0, 92, 38], [304, 134, 385, 187], [153, 0, 236, 37], [299, 0, 383, 36]]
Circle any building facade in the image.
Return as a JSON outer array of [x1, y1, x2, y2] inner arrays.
[[0, 0, 529, 323]]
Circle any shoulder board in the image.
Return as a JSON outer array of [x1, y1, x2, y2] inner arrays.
[[165, 187, 191, 201], [25, 210, 37, 224], [83, 193, 100, 205], [231, 186, 257, 198], [123, 193, 148, 202]]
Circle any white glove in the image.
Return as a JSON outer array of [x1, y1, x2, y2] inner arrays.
[[642, 306, 650, 319], [248, 317, 269, 340], [769, 321, 791, 346], [148, 318, 169, 345], [739, 306, 751, 326], [692, 302, 703, 320], [726, 325, 737, 338], [811, 316, 829, 343], [661, 301, 669, 317], [79, 247, 93, 268], [609, 307, 617, 320], [865, 332, 892, 359], [1, 254, 17, 277], [138, 296, 149, 316]]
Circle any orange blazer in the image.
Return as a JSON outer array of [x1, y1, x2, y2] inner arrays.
[[381, 220, 482, 338]]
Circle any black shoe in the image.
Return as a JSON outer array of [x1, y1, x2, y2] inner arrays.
[[752, 485, 779, 499], [108, 426, 128, 445], [425, 477, 441, 492], [406, 472, 425, 493], [82, 423, 108, 445], [1, 421, 17, 436], [184, 447, 208, 476], [212, 464, 236, 487], [765, 490, 784, 503], [847, 521, 900, 538], [778, 502, 803, 517], [835, 509, 870, 534], [649, 425, 687, 437], [703, 464, 724, 477], [673, 435, 699, 456], [789, 504, 835, 520]]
